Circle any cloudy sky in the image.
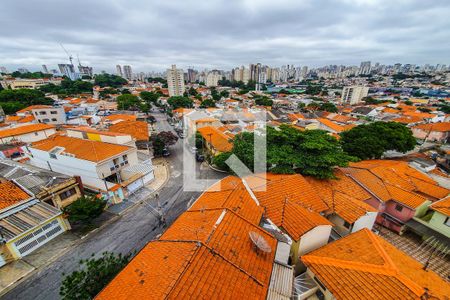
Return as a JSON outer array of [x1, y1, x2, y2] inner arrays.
[[1, 0, 449, 73]]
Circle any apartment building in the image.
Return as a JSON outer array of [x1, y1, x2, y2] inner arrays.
[[31, 106, 67, 125], [341, 86, 369, 105], [166, 64, 185, 96], [0, 124, 56, 144]]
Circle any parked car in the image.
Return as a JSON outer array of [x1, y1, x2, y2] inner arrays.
[[195, 152, 205, 162], [162, 148, 171, 157]]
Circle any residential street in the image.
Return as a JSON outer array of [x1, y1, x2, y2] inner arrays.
[[2, 112, 226, 300]]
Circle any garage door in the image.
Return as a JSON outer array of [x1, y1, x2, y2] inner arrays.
[[12, 219, 64, 257], [142, 171, 154, 185], [127, 179, 143, 194]]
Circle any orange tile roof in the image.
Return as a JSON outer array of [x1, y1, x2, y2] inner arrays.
[[190, 176, 263, 224], [246, 174, 331, 240], [195, 117, 218, 124], [348, 160, 449, 201], [287, 113, 304, 122], [0, 124, 54, 139], [16, 105, 52, 113], [97, 208, 276, 299], [393, 115, 423, 124], [68, 126, 130, 137], [383, 107, 401, 114], [317, 118, 345, 133], [0, 181, 31, 210], [198, 126, 233, 152], [430, 196, 450, 216], [302, 229, 450, 300], [18, 115, 35, 123], [103, 114, 137, 122], [413, 122, 450, 132], [305, 171, 376, 223], [108, 120, 149, 141], [31, 135, 131, 163]]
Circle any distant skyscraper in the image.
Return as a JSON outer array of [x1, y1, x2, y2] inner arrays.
[[116, 65, 123, 77], [58, 64, 80, 80], [206, 70, 221, 87], [187, 68, 197, 83], [42, 65, 49, 74], [0, 66, 8, 74], [123, 65, 132, 80], [78, 65, 93, 77], [166, 64, 185, 97], [18, 68, 30, 74], [359, 61, 371, 75]]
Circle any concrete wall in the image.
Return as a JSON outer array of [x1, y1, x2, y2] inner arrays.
[[298, 225, 332, 256], [352, 212, 377, 233], [0, 128, 56, 144], [32, 107, 66, 125]]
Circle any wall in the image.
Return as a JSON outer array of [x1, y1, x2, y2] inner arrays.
[[385, 200, 416, 223], [32, 107, 66, 125], [428, 212, 450, 238], [0, 128, 56, 144], [298, 225, 332, 257], [352, 212, 377, 233]]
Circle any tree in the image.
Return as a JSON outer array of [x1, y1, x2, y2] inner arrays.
[[213, 152, 232, 171], [297, 102, 306, 110], [253, 95, 273, 106], [167, 96, 193, 109], [306, 102, 320, 111], [404, 100, 413, 106], [140, 91, 159, 105], [60, 252, 131, 300], [0, 88, 54, 114], [231, 125, 354, 179], [62, 195, 106, 225], [94, 74, 128, 88], [200, 98, 216, 108], [340, 122, 416, 160], [117, 94, 140, 110], [156, 131, 178, 146], [418, 107, 431, 113], [188, 87, 198, 96], [319, 102, 338, 113], [152, 136, 166, 156]]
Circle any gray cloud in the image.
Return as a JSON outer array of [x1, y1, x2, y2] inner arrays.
[[0, 0, 449, 72]]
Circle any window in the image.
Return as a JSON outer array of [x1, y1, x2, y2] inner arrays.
[[34, 132, 39, 136], [343, 221, 351, 229], [313, 276, 327, 291], [51, 118, 57, 122], [445, 217, 450, 227], [395, 204, 403, 212], [60, 188, 77, 200], [39, 111, 47, 115], [50, 111, 57, 114], [43, 118, 50, 122]]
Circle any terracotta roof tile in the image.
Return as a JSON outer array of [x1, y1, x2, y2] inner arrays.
[[108, 120, 149, 141], [302, 229, 450, 300], [31, 135, 131, 163], [413, 122, 450, 132], [103, 114, 137, 122], [0, 180, 31, 210], [0, 124, 54, 139], [198, 126, 233, 152], [430, 196, 450, 216]]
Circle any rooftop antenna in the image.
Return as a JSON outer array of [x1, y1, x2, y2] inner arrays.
[[249, 231, 271, 254], [59, 43, 73, 65]]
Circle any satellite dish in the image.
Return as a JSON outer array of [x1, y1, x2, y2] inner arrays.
[[249, 231, 271, 253]]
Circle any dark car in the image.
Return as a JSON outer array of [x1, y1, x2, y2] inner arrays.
[[195, 152, 205, 162], [162, 148, 171, 157]]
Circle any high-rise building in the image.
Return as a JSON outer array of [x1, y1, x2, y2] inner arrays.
[[359, 61, 371, 75], [187, 68, 197, 83], [206, 70, 221, 87], [123, 65, 132, 80], [0, 66, 8, 74], [166, 64, 185, 97], [18, 68, 30, 74], [42, 65, 49, 74], [116, 65, 123, 77], [78, 65, 93, 77], [341, 86, 369, 105], [58, 64, 80, 80]]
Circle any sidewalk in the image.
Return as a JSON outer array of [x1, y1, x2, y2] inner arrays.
[[0, 232, 78, 296]]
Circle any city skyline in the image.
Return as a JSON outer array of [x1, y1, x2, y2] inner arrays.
[[1, 0, 450, 72]]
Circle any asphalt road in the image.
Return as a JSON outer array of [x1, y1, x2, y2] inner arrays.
[[3, 111, 226, 300]]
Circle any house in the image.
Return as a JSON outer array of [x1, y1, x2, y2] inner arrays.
[[0, 180, 69, 267], [300, 229, 450, 300], [305, 170, 378, 238], [412, 122, 450, 143], [349, 106, 378, 118], [31, 106, 67, 125], [246, 174, 332, 273], [316, 118, 346, 134], [0, 143, 26, 161], [96, 176, 294, 299], [66, 127, 136, 147], [412, 196, 450, 246], [27, 135, 153, 203], [108, 120, 149, 142], [341, 160, 449, 234], [0, 124, 56, 144], [0, 159, 82, 209], [198, 125, 233, 155]]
